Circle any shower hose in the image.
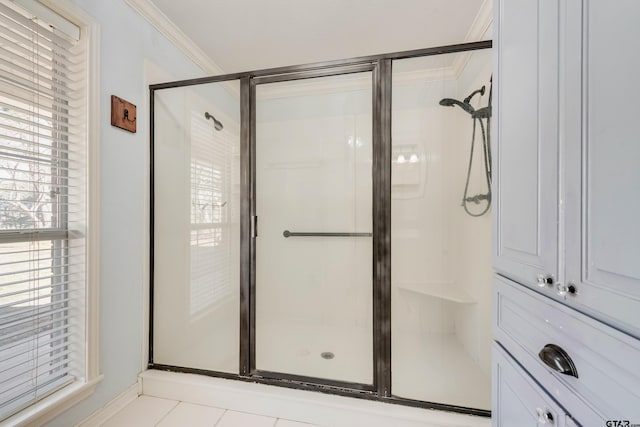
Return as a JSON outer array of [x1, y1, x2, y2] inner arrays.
[[462, 114, 492, 217], [461, 77, 492, 217]]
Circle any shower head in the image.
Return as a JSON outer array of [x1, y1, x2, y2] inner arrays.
[[439, 98, 456, 107], [204, 111, 223, 131], [438, 98, 475, 115]]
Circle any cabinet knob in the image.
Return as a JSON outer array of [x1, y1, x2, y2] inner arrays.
[[538, 344, 579, 378], [537, 274, 554, 287], [536, 408, 555, 424], [557, 282, 577, 297]]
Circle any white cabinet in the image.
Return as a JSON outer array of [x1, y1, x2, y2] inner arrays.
[[494, 276, 639, 423], [495, 0, 640, 339], [563, 0, 640, 340], [493, 343, 569, 427], [493, 0, 560, 291], [494, 0, 640, 424], [565, 419, 578, 427]]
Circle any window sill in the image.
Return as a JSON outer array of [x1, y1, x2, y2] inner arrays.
[[2, 375, 104, 427]]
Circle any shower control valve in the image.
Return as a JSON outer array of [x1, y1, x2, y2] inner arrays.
[[537, 274, 554, 287]]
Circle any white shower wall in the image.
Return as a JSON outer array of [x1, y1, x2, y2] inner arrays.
[[255, 75, 373, 384], [448, 51, 494, 379], [390, 77, 457, 321], [391, 49, 493, 410]]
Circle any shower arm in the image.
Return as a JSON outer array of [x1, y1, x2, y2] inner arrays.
[[464, 85, 485, 104]]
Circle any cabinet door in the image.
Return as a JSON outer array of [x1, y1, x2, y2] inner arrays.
[[493, 343, 566, 427], [493, 0, 560, 289], [564, 0, 640, 339], [565, 417, 579, 427]]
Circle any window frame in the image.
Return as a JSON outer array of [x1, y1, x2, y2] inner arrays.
[[0, 0, 101, 424]]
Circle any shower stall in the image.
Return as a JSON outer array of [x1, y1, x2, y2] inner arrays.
[[150, 41, 493, 416]]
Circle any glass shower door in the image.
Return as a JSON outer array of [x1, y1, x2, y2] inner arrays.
[[254, 71, 373, 385], [153, 80, 241, 374]]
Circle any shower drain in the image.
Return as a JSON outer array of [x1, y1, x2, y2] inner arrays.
[[320, 352, 335, 360]]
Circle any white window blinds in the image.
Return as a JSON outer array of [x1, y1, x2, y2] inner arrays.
[[189, 111, 233, 315], [0, 0, 86, 420]]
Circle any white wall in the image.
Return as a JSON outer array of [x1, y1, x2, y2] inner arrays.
[[390, 72, 459, 353], [44, 1, 206, 425], [390, 50, 493, 409]]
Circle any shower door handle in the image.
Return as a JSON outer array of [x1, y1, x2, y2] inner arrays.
[[283, 230, 372, 238]]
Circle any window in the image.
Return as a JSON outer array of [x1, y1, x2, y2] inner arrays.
[[0, 1, 97, 422]]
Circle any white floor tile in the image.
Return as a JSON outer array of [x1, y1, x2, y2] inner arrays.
[[275, 420, 319, 427], [101, 396, 178, 427], [157, 402, 225, 427], [216, 410, 277, 427]]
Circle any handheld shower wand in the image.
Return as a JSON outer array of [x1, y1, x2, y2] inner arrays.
[[439, 98, 475, 115]]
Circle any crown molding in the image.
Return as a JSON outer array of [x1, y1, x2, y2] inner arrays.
[[451, 0, 494, 79], [125, 0, 492, 98], [465, 0, 493, 42], [124, 0, 225, 76]]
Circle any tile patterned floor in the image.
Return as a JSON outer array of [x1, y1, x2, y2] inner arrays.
[[101, 396, 318, 427]]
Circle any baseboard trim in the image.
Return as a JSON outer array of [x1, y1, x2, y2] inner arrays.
[[140, 370, 490, 427], [76, 382, 139, 427]]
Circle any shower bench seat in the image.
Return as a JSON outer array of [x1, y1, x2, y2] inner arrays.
[[397, 282, 476, 304]]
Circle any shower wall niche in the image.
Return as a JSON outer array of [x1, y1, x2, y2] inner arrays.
[[150, 42, 493, 416]]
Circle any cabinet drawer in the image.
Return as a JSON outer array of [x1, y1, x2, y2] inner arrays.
[[493, 342, 571, 427], [494, 274, 640, 422]]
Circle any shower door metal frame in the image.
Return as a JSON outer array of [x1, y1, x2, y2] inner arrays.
[[248, 62, 381, 393], [148, 40, 492, 418]]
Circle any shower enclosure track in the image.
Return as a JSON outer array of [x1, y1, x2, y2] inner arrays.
[[149, 39, 492, 419]]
